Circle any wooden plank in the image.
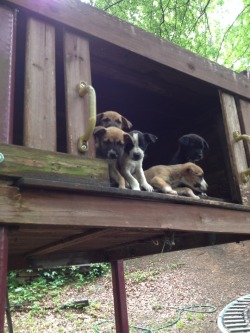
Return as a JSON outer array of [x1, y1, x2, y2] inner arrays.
[[4, 0, 250, 99], [24, 18, 56, 151], [219, 91, 250, 205], [0, 143, 109, 184], [238, 98, 250, 164], [0, 228, 8, 333], [0, 6, 16, 144], [64, 31, 95, 157], [28, 229, 114, 256], [1, 186, 250, 233]]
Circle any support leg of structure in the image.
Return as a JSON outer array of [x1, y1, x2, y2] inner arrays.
[[0, 227, 8, 333], [111, 260, 129, 333]]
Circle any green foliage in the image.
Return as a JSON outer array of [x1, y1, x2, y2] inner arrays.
[[90, 0, 250, 71], [7, 263, 110, 312]]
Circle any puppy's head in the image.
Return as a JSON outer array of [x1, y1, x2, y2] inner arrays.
[[124, 130, 158, 161], [96, 111, 133, 130], [93, 126, 132, 160], [179, 134, 209, 163], [181, 162, 208, 193]]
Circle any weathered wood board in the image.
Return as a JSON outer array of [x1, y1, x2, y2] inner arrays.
[[0, 144, 109, 184]]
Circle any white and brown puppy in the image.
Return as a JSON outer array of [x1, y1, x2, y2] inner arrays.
[[93, 126, 133, 189], [144, 162, 207, 199], [119, 130, 158, 191], [96, 111, 133, 130]]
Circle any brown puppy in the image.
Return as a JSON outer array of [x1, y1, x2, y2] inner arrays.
[[144, 162, 208, 199], [93, 126, 132, 189], [96, 111, 133, 130]]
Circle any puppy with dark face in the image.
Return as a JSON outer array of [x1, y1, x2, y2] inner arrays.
[[96, 111, 133, 130], [169, 134, 209, 165], [119, 130, 158, 191], [93, 126, 133, 189], [144, 162, 208, 199]]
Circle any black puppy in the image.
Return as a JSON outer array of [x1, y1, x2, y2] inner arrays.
[[169, 133, 209, 165]]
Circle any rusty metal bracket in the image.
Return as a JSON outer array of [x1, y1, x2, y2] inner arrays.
[[77, 81, 96, 153]]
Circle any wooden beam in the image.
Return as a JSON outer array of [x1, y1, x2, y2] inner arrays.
[[1, 185, 250, 234], [27, 229, 115, 256], [0, 143, 109, 185], [4, 0, 250, 99], [219, 91, 250, 205]]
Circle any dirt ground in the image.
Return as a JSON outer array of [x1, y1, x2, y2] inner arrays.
[[6, 240, 250, 332]]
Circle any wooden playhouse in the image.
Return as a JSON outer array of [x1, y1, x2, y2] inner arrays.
[[0, 0, 250, 332]]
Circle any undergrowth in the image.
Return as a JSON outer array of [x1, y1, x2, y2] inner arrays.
[[7, 263, 110, 313]]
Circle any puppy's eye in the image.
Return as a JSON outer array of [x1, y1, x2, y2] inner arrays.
[[117, 141, 124, 146], [115, 119, 122, 125], [103, 139, 111, 145]]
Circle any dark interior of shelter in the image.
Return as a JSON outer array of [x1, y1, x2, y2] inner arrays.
[[12, 13, 235, 203]]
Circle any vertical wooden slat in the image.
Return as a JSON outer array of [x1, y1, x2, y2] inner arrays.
[[111, 260, 129, 333], [238, 98, 250, 164], [0, 6, 16, 333], [64, 32, 95, 157], [0, 7, 16, 144], [219, 91, 250, 205], [24, 18, 56, 151]]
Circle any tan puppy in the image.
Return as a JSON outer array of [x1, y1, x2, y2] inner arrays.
[[96, 111, 133, 130], [93, 126, 133, 189], [144, 162, 208, 199]]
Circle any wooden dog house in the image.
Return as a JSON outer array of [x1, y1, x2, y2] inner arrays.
[[0, 0, 250, 332]]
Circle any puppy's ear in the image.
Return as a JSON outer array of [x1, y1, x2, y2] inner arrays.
[[93, 126, 106, 138], [203, 139, 209, 149], [96, 113, 104, 126], [144, 133, 158, 143], [123, 133, 133, 144], [179, 136, 190, 146], [185, 162, 198, 174], [121, 116, 133, 130]]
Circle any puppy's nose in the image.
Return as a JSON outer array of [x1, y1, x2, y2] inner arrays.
[[132, 152, 141, 161], [108, 150, 118, 159]]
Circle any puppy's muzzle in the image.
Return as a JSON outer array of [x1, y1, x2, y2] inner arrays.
[[197, 178, 208, 192], [107, 149, 119, 159], [132, 152, 142, 161]]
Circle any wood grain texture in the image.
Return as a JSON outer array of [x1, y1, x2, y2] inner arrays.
[[4, 0, 250, 99], [24, 18, 56, 151], [219, 91, 250, 205], [0, 143, 109, 184], [64, 32, 95, 157], [238, 98, 250, 164], [0, 6, 16, 143], [1, 187, 250, 234]]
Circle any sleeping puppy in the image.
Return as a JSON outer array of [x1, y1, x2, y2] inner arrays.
[[93, 126, 133, 189], [169, 134, 209, 165], [96, 111, 133, 130], [144, 162, 208, 199], [119, 130, 158, 191]]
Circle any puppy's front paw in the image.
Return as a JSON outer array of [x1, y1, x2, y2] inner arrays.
[[131, 184, 141, 191], [142, 183, 154, 192], [163, 186, 178, 195]]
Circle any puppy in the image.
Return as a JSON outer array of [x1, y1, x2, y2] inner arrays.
[[93, 126, 133, 189], [96, 111, 133, 130], [144, 162, 208, 199], [119, 130, 158, 191], [169, 134, 209, 165]]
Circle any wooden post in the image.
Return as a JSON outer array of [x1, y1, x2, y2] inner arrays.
[[0, 230, 8, 333], [111, 260, 129, 333], [0, 5, 16, 333]]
